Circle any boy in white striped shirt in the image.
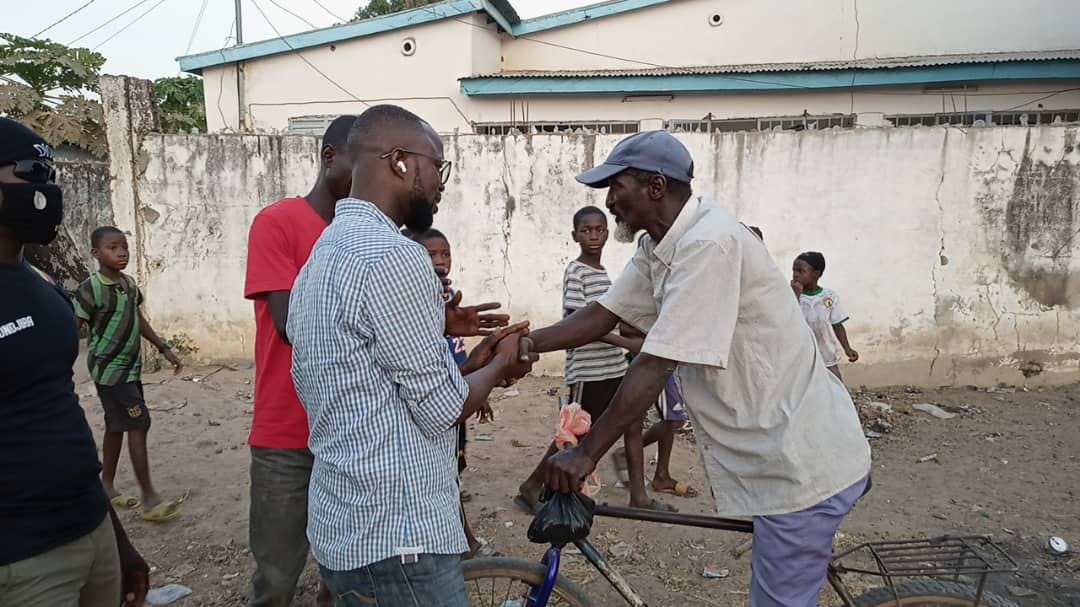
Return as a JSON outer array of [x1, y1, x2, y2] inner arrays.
[[516, 207, 673, 512]]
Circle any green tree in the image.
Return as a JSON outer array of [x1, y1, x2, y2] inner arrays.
[[354, 0, 440, 20], [154, 76, 206, 133], [0, 33, 107, 156]]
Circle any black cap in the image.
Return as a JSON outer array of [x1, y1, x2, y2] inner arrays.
[[0, 118, 54, 166]]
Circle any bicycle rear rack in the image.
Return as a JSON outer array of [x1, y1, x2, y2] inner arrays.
[[831, 535, 1019, 606]]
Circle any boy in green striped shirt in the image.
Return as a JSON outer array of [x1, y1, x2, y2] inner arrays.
[[74, 226, 182, 523]]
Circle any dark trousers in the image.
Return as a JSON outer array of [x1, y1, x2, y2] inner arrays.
[[248, 447, 314, 607]]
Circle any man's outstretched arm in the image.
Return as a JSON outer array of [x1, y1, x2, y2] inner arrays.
[[518, 302, 621, 360]]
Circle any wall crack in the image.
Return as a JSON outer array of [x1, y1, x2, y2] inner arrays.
[[928, 131, 948, 379]]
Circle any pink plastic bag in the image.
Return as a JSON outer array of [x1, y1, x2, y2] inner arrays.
[[555, 404, 602, 496]]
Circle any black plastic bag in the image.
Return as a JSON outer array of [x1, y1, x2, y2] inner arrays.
[[527, 489, 595, 546]]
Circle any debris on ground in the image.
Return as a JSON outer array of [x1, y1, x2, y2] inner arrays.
[[1007, 585, 1038, 598], [1048, 536, 1070, 555], [867, 401, 894, 414], [609, 542, 633, 559], [702, 565, 730, 579], [912, 403, 957, 419], [146, 584, 193, 605], [918, 453, 939, 463]]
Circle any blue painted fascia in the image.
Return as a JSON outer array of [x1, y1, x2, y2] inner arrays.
[[460, 60, 1080, 96], [178, 0, 479, 74], [474, 0, 516, 33], [509, 0, 671, 36]]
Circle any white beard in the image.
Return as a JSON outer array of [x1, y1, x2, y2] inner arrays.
[[613, 220, 637, 243]]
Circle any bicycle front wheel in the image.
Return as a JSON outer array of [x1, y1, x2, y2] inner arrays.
[[463, 556, 594, 607], [853, 580, 1018, 607]]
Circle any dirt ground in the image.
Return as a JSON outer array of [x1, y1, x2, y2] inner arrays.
[[80, 364, 1080, 607]]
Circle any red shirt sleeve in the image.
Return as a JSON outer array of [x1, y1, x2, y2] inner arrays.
[[245, 208, 297, 299]]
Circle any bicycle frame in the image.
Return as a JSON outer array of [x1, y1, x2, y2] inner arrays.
[[525, 503, 860, 607], [523, 503, 1015, 607]]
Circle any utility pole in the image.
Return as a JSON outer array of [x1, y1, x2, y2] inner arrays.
[[235, 0, 248, 131]]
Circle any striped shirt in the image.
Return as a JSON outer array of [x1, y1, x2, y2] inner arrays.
[[288, 199, 469, 571], [72, 273, 143, 386], [563, 260, 628, 384]]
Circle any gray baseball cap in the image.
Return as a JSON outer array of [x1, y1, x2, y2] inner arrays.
[[576, 130, 694, 188]]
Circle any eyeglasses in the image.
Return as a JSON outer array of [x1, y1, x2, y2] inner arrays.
[[6, 159, 56, 184], [380, 149, 452, 185]]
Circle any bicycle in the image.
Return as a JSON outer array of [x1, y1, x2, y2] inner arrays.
[[462, 501, 1019, 607]]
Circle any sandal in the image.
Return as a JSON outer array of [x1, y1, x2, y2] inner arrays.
[[110, 495, 141, 510], [142, 501, 180, 523], [651, 481, 699, 498]]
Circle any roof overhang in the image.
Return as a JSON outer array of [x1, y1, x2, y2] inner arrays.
[[460, 59, 1080, 96], [179, 0, 488, 74], [177, 0, 673, 75]]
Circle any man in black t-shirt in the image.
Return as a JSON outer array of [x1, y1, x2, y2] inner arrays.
[[0, 118, 150, 606]]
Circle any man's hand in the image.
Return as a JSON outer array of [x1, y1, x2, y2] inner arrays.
[[445, 291, 510, 337], [493, 331, 534, 381], [846, 348, 860, 363], [791, 280, 804, 298], [542, 446, 597, 493], [163, 350, 183, 375], [118, 536, 150, 607], [461, 321, 530, 374], [477, 401, 495, 423]]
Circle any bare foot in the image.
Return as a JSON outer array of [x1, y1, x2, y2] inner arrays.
[[141, 491, 165, 511]]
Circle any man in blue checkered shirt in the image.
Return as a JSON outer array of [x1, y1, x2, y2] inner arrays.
[[288, 106, 534, 606]]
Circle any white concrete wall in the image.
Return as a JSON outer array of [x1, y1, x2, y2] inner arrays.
[[127, 126, 1080, 387], [502, 0, 1080, 71]]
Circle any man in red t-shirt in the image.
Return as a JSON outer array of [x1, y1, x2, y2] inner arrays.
[[243, 116, 355, 607]]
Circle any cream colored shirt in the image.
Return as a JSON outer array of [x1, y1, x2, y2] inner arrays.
[[599, 197, 870, 516]]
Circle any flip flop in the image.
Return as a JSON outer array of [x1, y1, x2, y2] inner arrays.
[[651, 481, 699, 498], [142, 501, 180, 523], [110, 495, 141, 510]]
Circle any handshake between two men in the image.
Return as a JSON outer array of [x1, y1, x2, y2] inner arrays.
[[449, 293, 635, 502]]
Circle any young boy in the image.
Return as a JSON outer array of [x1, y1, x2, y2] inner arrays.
[[74, 226, 182, 522], [407, 227, 497, 559], [609, 323, 698, 499], [516, 206, 672, 512], [791, 251, 859, 379]]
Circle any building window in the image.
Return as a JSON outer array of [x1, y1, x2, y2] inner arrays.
[[474, 121, 640, 135], [886, 110, 1080, 127], [287, 115, 340, 135], [667, 114, 855, 133]]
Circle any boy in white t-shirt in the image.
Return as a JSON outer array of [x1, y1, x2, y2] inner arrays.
[[791, 251, 859, 380]]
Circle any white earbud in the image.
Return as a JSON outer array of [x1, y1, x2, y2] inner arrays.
[[397, 161, 407, 173]]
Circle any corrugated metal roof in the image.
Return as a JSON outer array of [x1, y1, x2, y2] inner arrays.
[[468, 50, 1080, 79]]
